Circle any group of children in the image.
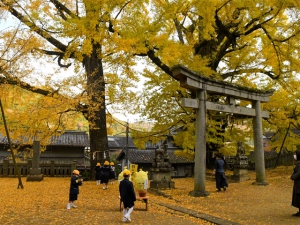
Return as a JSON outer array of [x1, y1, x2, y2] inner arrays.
[[95, 161, 116, 189], [67, 164, 136, 223]]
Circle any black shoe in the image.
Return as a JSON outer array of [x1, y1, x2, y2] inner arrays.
[[217, 189, 221, 192], [223, 187, 226, 191], [292, 212, 300, 217]]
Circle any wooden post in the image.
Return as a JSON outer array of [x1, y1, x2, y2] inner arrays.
[[50, 160, 55, 177], [27, 141, 44, 181], [71, 161, 77, 175], [3, 159, 9, 176], [27, 159, 32, 175]]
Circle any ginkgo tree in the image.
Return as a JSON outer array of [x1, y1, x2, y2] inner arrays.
[[0, 19, 63, 151], [2, 0, 300, 186], [127, 1, 300, 153], [0, 0, 148, 178], [263, 81, 300, 153]]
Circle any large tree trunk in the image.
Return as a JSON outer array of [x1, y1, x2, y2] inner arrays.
[[84, 44, 109, 180]]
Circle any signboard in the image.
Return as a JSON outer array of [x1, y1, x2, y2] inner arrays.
[[129, 163, 138, 186]]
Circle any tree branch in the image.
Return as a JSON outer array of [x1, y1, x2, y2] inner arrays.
[[0, 71, 53, 96], [3, 2, 68, 52], [0, 70, 88, 117], [174, 18, 184, 44], [109, 1, 131, 33], [221, 68, 279, 80], [49, 0, 78, 19], [146, 49, 173, 77]]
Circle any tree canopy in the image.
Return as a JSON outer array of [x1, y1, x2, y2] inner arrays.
[[130, 0, 300, 155], [1, 0, 300, 175], [0, 0, 147, 178]]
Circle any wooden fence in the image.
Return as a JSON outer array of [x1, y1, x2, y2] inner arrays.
[[248, 152, 294, 170], [0, 160, 79, 177]]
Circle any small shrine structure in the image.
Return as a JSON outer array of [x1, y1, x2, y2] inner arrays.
[[27, 141, 44, 182], [150, 140, 175, 189], [231, 142, 250, 182]]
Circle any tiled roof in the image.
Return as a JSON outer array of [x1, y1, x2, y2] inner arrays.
[[0, 131, 89, 147], [50, 131, 89, 146], [0, 135, 9, 144], [108, 136, 135, 148], [0, 134, 30, 145], [119, 149, 194, 164]]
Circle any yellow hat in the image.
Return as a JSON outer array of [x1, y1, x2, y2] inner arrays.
[[96, 163, 101, 166], [73, 170, 80, 175], [110, 162, 114, 166], [123, 169, 131, 176], [104, 161, 109, 166]]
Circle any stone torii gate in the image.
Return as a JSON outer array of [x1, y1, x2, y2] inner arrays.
[[171, 65, 274, 197]]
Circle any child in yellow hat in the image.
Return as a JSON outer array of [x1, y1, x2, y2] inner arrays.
[[67, 170, 83, 210], [95, 162, 101, 185], [109, 162, 116, 185], [119, 169, 136, 222], [100, 161, 111, 190]]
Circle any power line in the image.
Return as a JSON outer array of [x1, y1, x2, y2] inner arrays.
[[105, 110, 184, 138]]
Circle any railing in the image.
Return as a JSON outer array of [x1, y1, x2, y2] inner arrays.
[[0, 159, 78, 177]]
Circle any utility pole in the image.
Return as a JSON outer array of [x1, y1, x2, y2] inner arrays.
[[125, 121, 129, 167], [0, 99, 24, 189]]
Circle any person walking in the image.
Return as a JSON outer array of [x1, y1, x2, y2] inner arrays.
[[119, 169, 136, 222], [67, 169, 83, 210], [100, 161, 111, 190], [95, 162, 101, 185], [291, 150, 300, 217], [213, 153, 228, 192], [109, 161, 116, 185]]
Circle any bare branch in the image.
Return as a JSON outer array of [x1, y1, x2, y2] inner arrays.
[[174, 18, 184, 44], [0, 71, 53, 96], [109, 1, 131, 33], [3, 2, 68, 52], [49, 0, 78, 19]]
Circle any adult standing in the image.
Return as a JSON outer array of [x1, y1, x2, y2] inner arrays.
[[213, 153, 228, 192], [119, 169, 136, 222], [67, 169, 83, 209], [95, 162, 101, 185], [291, 150, 300, 217], [101, 161, 111, 190]]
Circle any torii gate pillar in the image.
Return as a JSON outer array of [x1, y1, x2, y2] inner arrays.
[[252, 100, 268, 185], [189, 90, 209, 196]]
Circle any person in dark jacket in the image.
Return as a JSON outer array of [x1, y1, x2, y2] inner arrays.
[[109, 161, 116, 185], [213, 153, 228, 192], [291, 150, 300, 216], [100, 161, 111, 190], [119, 169, 136, 222], [95, 162, 101, 185], [67, 169, 83, 210]]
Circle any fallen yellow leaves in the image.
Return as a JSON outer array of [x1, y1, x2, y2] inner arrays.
[[0, 166, 298, 225], [0, 177, 209, 224]]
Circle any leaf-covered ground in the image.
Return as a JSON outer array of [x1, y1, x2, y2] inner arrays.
[[0, 166, 298, 225]]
